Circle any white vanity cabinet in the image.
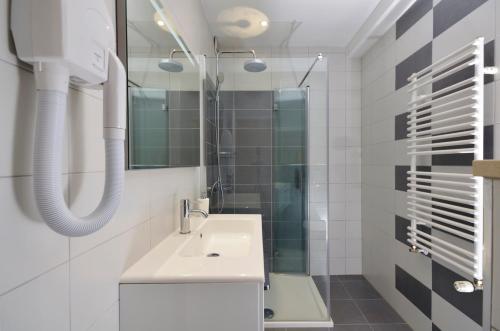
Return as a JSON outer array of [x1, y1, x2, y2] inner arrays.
[[119, 214, 264, 331]]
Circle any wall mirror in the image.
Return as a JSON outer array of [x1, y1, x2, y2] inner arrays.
[[118, 0, 201, 169]]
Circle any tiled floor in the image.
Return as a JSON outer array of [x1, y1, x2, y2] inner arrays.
[[266, 275, 412, 331]]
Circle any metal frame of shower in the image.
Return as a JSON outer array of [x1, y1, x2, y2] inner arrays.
[[406, 38, 493, 291], [298, 54, 323, 87]]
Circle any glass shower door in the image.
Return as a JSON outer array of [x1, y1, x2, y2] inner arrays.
[[272, 88, 308, 273], [265, 87, 332, 329]]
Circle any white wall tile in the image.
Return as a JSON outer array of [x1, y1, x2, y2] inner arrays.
[[0, 264, 70, 331], [0, 176, 69, 295], [70, 222, 150, 331], [0, 61, 39, 177], [68, 171, 151, 258]]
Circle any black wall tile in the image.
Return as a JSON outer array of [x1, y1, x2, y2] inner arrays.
[[484, 125, 494, 159], [432, 324, 442, 331], [395, 215, 431, 247], [395, 166, 411, 191], [395, 265, 432, 318], [396, 42, 433, 90], [433, 0, 489, 38], [432, 125, 494, 165], [432, 40, 495, 93], [396, 0, 433, 39], [432, 261, 483, 325], [395, 215, 411, 245], [395, 112, 410, 140], [395, 165, 431, 191], [485, 40, 495, 84]]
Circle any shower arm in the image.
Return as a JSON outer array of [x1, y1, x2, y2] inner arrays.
[[169, 48, 191, 59], [215, 50, 257, 79]]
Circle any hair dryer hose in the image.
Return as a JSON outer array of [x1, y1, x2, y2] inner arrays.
[[33, 90, 125, 237]]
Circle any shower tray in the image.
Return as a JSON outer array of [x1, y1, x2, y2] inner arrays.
[[263, 273, 333, 329]]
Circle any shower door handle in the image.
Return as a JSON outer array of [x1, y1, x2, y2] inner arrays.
[[294, 168, 304, 191]]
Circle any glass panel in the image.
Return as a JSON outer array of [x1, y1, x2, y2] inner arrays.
[[124, 0, 200, 169], [272, 88, 308, 274], [203, 54, 331, 328]]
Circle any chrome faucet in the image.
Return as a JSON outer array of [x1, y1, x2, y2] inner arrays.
[[180, 199, 208, 234]]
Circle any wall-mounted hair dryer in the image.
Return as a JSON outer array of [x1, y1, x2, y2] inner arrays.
[[11, 0, 126, 236]]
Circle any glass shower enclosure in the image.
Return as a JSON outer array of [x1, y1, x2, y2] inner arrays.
[[203, 54, 331, 328]]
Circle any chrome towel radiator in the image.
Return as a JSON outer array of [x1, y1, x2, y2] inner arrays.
[[406, 37, 495, 292]]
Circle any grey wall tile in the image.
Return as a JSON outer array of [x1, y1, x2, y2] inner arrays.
[[234, 184, 272, 203], [234, 165, 271, 185], [236, 128, 272, 147], [396, 0, 433, 39], [234, 109, 272, 128], [433, 0, 489, 38], [235, 147, 272, 166], [395, 42, 433, 90], [234, 91, 273, 110]]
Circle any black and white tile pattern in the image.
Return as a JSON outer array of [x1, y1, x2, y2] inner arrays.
[[362, 0, 497, 330]]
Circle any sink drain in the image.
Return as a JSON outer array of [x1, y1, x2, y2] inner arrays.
[[206, 253, 220, 257], [264, 308, 274, 319]]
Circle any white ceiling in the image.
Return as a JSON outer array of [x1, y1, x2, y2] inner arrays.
[[200, 0, 382, 48]]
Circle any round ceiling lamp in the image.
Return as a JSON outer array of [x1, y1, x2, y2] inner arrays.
[[216, 6, 270, 38]]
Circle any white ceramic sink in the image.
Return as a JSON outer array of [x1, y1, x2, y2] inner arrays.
[[180, 219, 253, 258], [121, 214, 264, 284]]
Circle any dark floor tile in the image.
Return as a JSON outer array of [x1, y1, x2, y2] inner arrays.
[[371, 324, 413, 331], [331, 300, 368, 324], [355, 299, 405, 324], [331, 275, 342, 283], [333, 325, 371, 331], [331, 282, 351, 300], [336, 275, 366, 281], [343, 280, 382, 299]]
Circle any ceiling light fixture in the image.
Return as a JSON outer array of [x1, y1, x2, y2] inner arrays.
[[156, 19, 165, 27], [216, 6, 270, 39]]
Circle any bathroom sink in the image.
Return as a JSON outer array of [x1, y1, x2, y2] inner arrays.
[[179, 219, 253, 258], [120, 214, 264, 284]]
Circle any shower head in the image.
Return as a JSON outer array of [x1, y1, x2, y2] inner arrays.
[[244, 58, 267, 72], [159, 49, 185, 73], [158, 58, 183, 72]]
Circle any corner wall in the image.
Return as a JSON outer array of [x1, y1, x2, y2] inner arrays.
[[361, 0, 499, 330], [0, 0, 212, 329]]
